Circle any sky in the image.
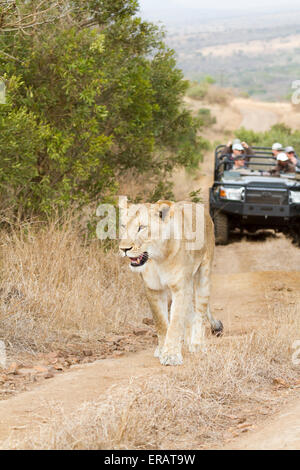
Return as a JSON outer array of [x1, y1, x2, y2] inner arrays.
[[138, 0, 300, 22], [139, 0, 300, 11]]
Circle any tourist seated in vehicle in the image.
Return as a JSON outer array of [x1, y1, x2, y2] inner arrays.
[[271, 152, 296, 175], [232, 155, 247, 171], [221, 139, 254, 158], [228, 143, 245, 168], [272, 142, 284, 158], [227, 144, 248, 170], [285, 146, 300, 168]]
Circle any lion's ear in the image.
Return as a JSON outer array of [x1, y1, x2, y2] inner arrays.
[[118, 196, 129, 211], [158, 203, 171, 221]]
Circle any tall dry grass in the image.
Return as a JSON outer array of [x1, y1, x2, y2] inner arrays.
[[204, 85, 233, 106], [6, 304, 300, 449], [0, 215, 299, 450], [0, 216, 150, 354]]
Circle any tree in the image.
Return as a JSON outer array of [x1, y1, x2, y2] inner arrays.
[[0, 1, 206, 217], [0, 1, 71, 33]]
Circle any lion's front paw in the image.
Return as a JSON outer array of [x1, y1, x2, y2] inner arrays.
[[159, 351, 183, 366]]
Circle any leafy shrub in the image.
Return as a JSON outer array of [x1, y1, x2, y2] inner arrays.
[[235, 124, 300, 153], [186, 82, 209, 101], [189, 189, 203, 203], [197, 108, 216, 128], [0, 1, 205, 218], [204, 85, 233, 105]]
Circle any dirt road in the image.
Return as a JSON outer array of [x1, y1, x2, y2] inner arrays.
[[223, 397, 300, 450], [0, 97, 299, 450], [204, 97, 300, 450], [236, 99, 278, 132], [1, 264, 299, 449]]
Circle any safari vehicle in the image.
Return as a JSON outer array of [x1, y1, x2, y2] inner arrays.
[[209, 145, 300, 244]]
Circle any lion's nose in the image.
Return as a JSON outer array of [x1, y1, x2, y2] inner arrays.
[[120, 247, 132, 255]]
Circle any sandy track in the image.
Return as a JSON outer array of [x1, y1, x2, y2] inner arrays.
[[171, 97, 300, 450], [0, 350, 158, 445], [232, 97, 300, 131], [222, 398, 300, 450], [212, 97, 300, 450], [0, 97, 299, 450], [1, 268, 298, 448], [214, 233, 300, 274], [238, 103, 277, 132]]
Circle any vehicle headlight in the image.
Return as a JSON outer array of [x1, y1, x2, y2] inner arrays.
[[290, 191, 300, 204], [220, 186, 245, 201]]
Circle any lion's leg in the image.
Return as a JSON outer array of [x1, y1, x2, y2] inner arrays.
[[200, 260, 223, 335], [191, 262, 223, 352], [145, 288, 169, 358], [190, 262, 211, 353], [206, 305, 224, 336], [184, 291, 195, 348], [160, 283, 193, 366]]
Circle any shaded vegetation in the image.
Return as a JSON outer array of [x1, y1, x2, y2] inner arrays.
[[235, 123, 300, 152], [187, 79, 233, 106], [0, 0, 207, 218]]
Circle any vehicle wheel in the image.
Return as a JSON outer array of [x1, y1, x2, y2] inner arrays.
[[214, 212, 229, 245], [290, 225, 300, 247]]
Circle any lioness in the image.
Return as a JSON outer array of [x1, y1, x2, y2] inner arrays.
[[119, 200, 223, 366]]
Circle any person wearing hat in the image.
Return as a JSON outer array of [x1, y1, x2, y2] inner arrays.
[[272, 143, 283, 158], [221, 139, 254, 158], [285, 146, 299, 167], [271, 152, 296, 175], [230, 143, 248, 170]]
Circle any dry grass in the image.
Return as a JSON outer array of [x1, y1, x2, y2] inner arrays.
[[204, 85, 233, 106], [186, 83, 208, 101], [6, 304, 300, 450], [0, 216, 299, 450], [186, 83, 233, 106], [186, 83, 233, 108], [0, 216, 149, 355]]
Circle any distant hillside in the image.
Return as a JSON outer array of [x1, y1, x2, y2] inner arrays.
[[141, 7, 300, 101]]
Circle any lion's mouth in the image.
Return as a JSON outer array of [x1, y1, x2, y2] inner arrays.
[[129, 252, 149, 268]]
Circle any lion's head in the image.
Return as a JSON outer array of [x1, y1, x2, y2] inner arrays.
[[119, 200, 174, 272]]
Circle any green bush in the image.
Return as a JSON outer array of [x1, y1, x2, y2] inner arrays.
[[0, 0, 205, 217], [235, 124, 300, 152], [197, 108, 216, 128], [186, 82, 209, 101]]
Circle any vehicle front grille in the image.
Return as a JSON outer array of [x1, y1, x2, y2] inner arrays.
[[246, 188, 288, 205]]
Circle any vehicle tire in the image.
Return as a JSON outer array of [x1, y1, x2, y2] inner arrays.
[[214, 212, 229, 245]]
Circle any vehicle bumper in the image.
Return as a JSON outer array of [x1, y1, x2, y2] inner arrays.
[[210, 192, 300, 226]]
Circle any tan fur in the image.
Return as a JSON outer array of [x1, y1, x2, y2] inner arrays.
[[119, 200, 221, 366]]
